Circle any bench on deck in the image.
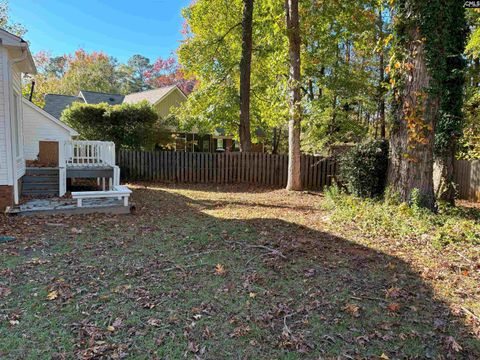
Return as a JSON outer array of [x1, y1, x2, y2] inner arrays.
[[71, 185, 132, 208]]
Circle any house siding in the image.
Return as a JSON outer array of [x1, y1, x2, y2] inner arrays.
[[23, 101, 73, 161], [0, 48, 8, 185], [155, 89, 186, 118], [11, 63, 25, 180]]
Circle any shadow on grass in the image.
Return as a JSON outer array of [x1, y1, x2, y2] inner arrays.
[[130, 186, 480, 358], [0, 185, 478, 359]]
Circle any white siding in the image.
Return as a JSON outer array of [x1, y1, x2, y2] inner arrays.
[[0, 48, 8, 184], [23, 102, 73, 160], [11, 65, 25, 179]]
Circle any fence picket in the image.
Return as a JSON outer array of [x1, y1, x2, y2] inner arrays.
[[118, 150, 340, 191]]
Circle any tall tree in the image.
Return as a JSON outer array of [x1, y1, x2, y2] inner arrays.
[[377, 3, 386, 139], [285, 0, 302, 190], [238, 0, 254, 152], [387, 0, 444, 210], [118, 54, 153, 94], [434, 1, 468, 204]]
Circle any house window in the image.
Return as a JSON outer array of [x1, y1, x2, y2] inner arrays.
[[12, 93, 20, 157], [217, 139, 224, 150]]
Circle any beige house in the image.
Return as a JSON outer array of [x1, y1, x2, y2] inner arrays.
[[123, 85, 187, 119]]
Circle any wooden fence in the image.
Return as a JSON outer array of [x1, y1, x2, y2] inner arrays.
[[118, 150, 338, 190], [453, 160, 480, 202]]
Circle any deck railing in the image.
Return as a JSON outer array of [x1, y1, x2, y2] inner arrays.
[[58, 140, 119, 196], [64, 140, 116, 167]]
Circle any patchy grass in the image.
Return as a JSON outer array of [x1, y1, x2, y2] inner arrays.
[[0, 183, 479, 359]]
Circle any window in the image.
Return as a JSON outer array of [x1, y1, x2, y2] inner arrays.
[[12, 93, 20, 157], [217, 139, 224, 150]]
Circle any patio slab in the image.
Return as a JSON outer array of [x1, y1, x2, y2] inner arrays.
[[6, 197, 131, 216]]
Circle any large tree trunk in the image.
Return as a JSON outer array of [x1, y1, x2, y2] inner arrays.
[[285, 0, 302, 191], [239, 0, 254, 152], [377, 7, 386, 139], [388, 27, 437, 210]]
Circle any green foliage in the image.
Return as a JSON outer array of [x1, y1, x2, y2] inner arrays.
[[459, 91, 480, 159], [177, 0, 287, 138], [177, 0, 387, 150], [61, 101, 159, 150], [339, 139, 388, 198], [391, 0, 467, 155], [323, 187, 480, 248], [0, 1, 26, 37]]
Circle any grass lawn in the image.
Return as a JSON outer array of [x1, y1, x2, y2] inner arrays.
[[0, 183, 479, 359]]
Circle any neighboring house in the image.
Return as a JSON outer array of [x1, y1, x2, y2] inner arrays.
[[44, 85, 253, 153], [44, 90, 124, 119], [0, 29, 127, 213], [0, 29, 36, 209]]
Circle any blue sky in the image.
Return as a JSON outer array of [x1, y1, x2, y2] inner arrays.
[[9, 0, 191, 63]]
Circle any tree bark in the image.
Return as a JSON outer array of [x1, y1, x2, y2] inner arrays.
[[239, 0, 254, 152], [285, 0, 302, 191], [388, 27, 437, 210], [435, 147, 455, 204], [377, 7, 386, 139]]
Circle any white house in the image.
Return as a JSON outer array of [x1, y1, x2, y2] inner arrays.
[[0, 29, 127, 213], [22, 98, 78, 161], [0, 28, 36, 209]]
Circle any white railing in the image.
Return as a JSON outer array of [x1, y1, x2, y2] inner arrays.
[[59, 140, 118, 197], [64, 140, 116, 167]]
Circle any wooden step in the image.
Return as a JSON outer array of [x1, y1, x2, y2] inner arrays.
[[25, 167, 59, 176], [22, 189, 59, 196], [23, 182, 59, 191], [23, 176, 59, 184]]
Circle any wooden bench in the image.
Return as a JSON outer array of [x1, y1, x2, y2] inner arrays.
[[71, 185, 132, 208]]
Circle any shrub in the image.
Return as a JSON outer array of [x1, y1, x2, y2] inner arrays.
[[61, 101, 159, 150], [339, 139, 389, 198]]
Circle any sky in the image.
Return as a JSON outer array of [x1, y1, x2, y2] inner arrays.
[[9, 0, 192, 63]]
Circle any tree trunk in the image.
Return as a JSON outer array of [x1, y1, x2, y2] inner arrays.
[[435, 147, 455, 204], [285, 0, 302, 191], [388, 27, 437, 210], [239, 0, 254, 152], [378, 7, 386, 139]]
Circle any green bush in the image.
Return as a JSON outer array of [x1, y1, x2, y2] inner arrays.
[[339, 139, 389, 198], [61, 101, 159, 150]]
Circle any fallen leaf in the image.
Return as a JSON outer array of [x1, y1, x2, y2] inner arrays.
[[215, 264, 226, 276], [47, 290, 59, 300], [446, 336, 462, 352], [343, 303, 360, 317], [387, 302, 401, 313], [107, 325, 115, 332]]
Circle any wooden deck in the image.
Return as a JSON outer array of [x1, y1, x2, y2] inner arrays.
[[66, 165, 114, 179]]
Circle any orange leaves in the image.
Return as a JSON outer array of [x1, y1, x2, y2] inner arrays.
[[343, 303, 361, 318], [387, 302, 401, 313], [215, 263, 227, 276]]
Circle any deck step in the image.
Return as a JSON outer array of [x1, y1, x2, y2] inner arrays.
[[22, 189, 59, 196], [22, 168, 60, 197], [23, 183, 59, 191], [25, 168, 59, 176], [23, 176, 59, 184]]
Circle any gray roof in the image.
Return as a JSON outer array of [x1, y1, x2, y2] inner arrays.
[[44, 86, 183, 120], [43, 94, 83, 120], [79, 90, 124, 105], [123, 85, 185, 105]]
